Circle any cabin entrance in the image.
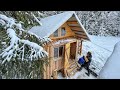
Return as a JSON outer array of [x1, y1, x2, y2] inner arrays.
[[52, 41, 77, 78], [69, 42, 77, 62]]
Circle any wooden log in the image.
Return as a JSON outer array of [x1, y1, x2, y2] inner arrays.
[[70, 27, 81, 30], [67, 21, 78, 24], [42, 46, 48, 79], [75, 40, 79, 60], [72, 29, 85, 33], [68, 24, 80, 27], [80, 40, 83, 55], [43, 64, 46, 79], [76, 35, 89, 40], [49, 46, 53, 79], [75, 32, 87, 36], [46, 46, 50, 79], [53, 69, 58, 79], [64, 43, 70, 77]]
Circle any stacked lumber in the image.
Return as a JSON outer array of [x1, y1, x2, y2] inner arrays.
[[66, 61, 81, 77]]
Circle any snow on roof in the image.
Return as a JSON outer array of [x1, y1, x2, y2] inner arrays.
[[99, 41, 120, 79], [29, 11, 90, 40]]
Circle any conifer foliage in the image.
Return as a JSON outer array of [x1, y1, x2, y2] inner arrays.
[[0, 12, 51, 79]]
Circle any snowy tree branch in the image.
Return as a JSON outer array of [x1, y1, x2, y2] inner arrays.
[[31, 12, 42, 26], [0, 14, 51, 64]]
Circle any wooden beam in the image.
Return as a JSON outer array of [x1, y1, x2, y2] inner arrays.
[[72, 29, 85, 33], [75, 32, 87, 36], [80, 40, 83, 55], [75, 40, 79, 61], [73, 31, 86, 34], [43, 63, 46, 79], [69, 24, 81, 28], [70, 27, 81, 30], [51, 36, 75, 43], [67, 21, 78, 25], [76, 35, 89, 40], [53, 39, 77, 47], [49, 46, 53, 79], [68, 24, 80, 27], [53, 69, 58, 79], [46, 46, 50, 79]]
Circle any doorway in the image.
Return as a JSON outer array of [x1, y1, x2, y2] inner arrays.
[[70, 42, 77, 61]]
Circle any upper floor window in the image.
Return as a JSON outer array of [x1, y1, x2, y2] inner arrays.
[[53, 27, 66, 37], [61, 27, 66, 36], [54, 29, 58, 37]]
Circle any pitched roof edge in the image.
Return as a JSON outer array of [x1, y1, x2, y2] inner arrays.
[[45, 11, 75, 37], [73, 12, 91, 41]]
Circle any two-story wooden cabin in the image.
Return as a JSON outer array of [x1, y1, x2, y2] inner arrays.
[[29, 11, 90, 79]]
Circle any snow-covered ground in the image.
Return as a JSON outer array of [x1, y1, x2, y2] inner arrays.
[[58, 35, 120, 79], [82, 35, 120, 76], [99, 41, 120, 79], [58, 68, 96, 79]]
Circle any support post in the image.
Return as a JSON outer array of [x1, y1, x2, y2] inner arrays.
[[80, 40, 83, 55]]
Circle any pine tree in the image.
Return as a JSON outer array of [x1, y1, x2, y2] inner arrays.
[[0, 12, 50, 79]]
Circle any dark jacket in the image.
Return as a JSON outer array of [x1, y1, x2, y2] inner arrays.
[[84, 55, 92, 67]]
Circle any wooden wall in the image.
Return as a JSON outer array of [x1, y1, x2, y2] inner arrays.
[[43, 44, 65, 79], [43, 22, 83, 79], [49, 22, 75, 40]]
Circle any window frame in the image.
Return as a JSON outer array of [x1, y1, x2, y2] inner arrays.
[[54, 46, 64, 60], [61, 27, 66, 36], [54, 29, 58, 37]]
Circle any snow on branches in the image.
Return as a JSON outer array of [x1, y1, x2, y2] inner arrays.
[[31, 12, 42, 26], [0, 14, 51, 64]]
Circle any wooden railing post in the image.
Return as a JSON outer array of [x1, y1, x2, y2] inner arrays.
[[80, 40, 83, 55]]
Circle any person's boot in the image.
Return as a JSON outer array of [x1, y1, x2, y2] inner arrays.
[[77, 67, 82, 71], [92, 67, 96, 70]]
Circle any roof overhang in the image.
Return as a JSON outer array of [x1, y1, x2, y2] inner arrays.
[[66, 13, 90, 41], [29, 11, 90, 41]]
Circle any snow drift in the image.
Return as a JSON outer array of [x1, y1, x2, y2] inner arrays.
[[99, 41, 120, 79]]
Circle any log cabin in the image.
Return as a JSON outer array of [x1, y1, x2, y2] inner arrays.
[[29, 11, 90, 79]]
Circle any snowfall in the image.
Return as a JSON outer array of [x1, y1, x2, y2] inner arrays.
[[58, 35, 120, 79]]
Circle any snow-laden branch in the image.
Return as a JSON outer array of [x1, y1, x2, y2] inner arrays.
[[38, 11, 44, 17], [20, 39, 48, 58], [27, 30, 52, 46], [0, 14, 50, 64], [0, 28, 19, 64], [31, 12, 42, 26], [0, 14, 24, 31]]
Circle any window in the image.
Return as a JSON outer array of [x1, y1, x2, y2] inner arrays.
[[54, 48, 58, 58], [61, 27, 66, 36], [59, 46, 63, 57], [54, 30, 58, 37], [54, 46, 64, 59]]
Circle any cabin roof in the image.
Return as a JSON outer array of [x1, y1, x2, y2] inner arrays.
[[29, 11, 90, 41]]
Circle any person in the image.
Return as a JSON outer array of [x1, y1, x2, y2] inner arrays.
[[84, 51, 92, 76], [78, 51, 92, 76]]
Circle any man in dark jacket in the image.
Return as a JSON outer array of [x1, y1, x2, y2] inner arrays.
[[84, 51, 92, 76], [78, 51, 92, 76]]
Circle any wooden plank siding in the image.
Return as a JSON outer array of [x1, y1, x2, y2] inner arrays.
[[43, 20, 85, 79], [49, 46, 53, 79], [50, 22, 75, 40]]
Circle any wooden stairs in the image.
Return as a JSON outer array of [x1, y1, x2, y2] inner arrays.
[[66, 60, 81, 77]]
